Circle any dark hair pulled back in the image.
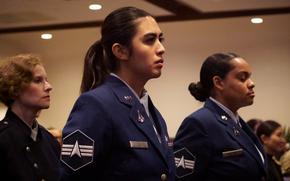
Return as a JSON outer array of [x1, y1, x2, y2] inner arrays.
[[256, 120, 281, 141], [81, 7, 153, 93], [189, 52, 240, 102]]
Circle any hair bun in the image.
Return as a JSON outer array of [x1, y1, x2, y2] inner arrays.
[[188, 82, 207, 102]]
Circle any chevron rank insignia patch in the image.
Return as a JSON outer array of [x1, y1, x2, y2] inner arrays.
[[174, 147, 196, 178], [60, 129, 94, 171]]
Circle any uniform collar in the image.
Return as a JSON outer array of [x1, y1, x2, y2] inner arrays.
[[110, 73, 150, 116], [110, 73, 147, 100], [5, 108, 39, 141], [30, 121, 39, 141], [209, 97, 240, 125]]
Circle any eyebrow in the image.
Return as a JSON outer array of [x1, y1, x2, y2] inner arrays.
[[33, 74, 47, 79], [237, 71, 251, 77], [143, 32, 163, 38]]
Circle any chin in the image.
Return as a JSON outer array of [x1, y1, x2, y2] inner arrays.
[[244, 101, 254, 107], [41, 104, 50, 109], [153, 71, 162, 78], [240, 101, 253, 108], [249, 99, 254, 105]]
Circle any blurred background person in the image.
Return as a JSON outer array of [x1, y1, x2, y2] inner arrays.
[[257, 120, 287, 181], [0, 54, 61, 181], [47, 127, 62, 146], [247, 118, 263, 134], [280, 148, 290, 180]]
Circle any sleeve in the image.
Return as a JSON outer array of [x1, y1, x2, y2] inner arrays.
[[173, 116, 213, 180], [60, 93, 113, 180]]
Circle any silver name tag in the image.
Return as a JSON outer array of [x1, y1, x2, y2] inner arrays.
[[222, 148, 243, 157], [129, 141, 148, 149]]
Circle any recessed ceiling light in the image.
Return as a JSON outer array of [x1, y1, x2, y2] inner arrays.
[[41, 33, 52, 40], [89, 4, 102, 11], [251, 17, 263, 24]]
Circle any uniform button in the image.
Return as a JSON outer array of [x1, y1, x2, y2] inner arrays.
[[161, 173, 167, 181], [33, 163, 38, 169], [3, 121, 8, 125], [26, 146, 31, 152]]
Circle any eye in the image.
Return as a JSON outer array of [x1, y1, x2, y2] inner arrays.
[[144, 36, 156, 44], [238, 76, 246, 82], [33, 76, 44, 84], [33, 78, 41, 83], [237, 73, 249, 82], [159, 36, 165, 43]]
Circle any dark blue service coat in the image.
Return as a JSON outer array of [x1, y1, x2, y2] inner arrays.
[[174, 99, 267, 181], [60, 75, 175, 181], [0, 109, 61, 181]]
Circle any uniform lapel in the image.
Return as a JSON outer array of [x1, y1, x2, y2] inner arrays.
[[224, 118, 265, 169], [239, 119, 267, 173], [148, 97, 170, 151], [107, 76, 169, 166], [205, 99, 266, 171], [129, 103, 168, 165]]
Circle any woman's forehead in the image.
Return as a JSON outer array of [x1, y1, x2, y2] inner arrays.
[[134, 16, 162, 35]]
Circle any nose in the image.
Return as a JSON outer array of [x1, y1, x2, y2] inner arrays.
[[281, 137, 287, 144], [248, 79, 255, 88], [45, 81, 53, 91], [157, 40, 165, 55]]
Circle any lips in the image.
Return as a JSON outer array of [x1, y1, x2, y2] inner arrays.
[[156, 59, 164, 64], [248, 91, 255, 97], [155, 59, 164, 68], [43, 95, 50, 100]]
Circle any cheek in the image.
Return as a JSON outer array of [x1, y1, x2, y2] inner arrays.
[[26, 87, 39, 96], [138, 53, 151, 64], [22, 87, 41, 100], [133, 46, 152, 60], [229, 84, 248, 100], [132, 53, 152, 70], [231, 83, 246, 92], [225, 84, 243, 99], [270, 138, 284, 149]]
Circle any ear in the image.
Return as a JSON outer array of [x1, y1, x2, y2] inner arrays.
[[112, 43, 129, 61], [260, 134, 269, 144], [212, 75, 224, 90]]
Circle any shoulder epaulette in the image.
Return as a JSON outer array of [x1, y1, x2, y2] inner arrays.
[[0, 120, 9, 132]]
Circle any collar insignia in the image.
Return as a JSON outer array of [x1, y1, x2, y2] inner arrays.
[[221, 115, 228, 120], [137, 110, 145, 123]]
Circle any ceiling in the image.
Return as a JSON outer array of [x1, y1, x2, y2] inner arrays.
[[1, 0, 290, 62], [1, 0, 290, 33]]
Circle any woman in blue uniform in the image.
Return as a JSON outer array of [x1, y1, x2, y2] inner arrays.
[[173, 53, 267, 180], [60, 6, 175, 181], [0, 54, 61, 181]]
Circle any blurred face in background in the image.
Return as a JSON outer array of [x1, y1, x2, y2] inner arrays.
[[262, 126, 287, 156]]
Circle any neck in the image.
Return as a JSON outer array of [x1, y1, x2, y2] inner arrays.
[[115, 71, 146, 98], [213, 96, 238, 114], [11, 102, 39, 128], [264, 146, 283, 158]]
